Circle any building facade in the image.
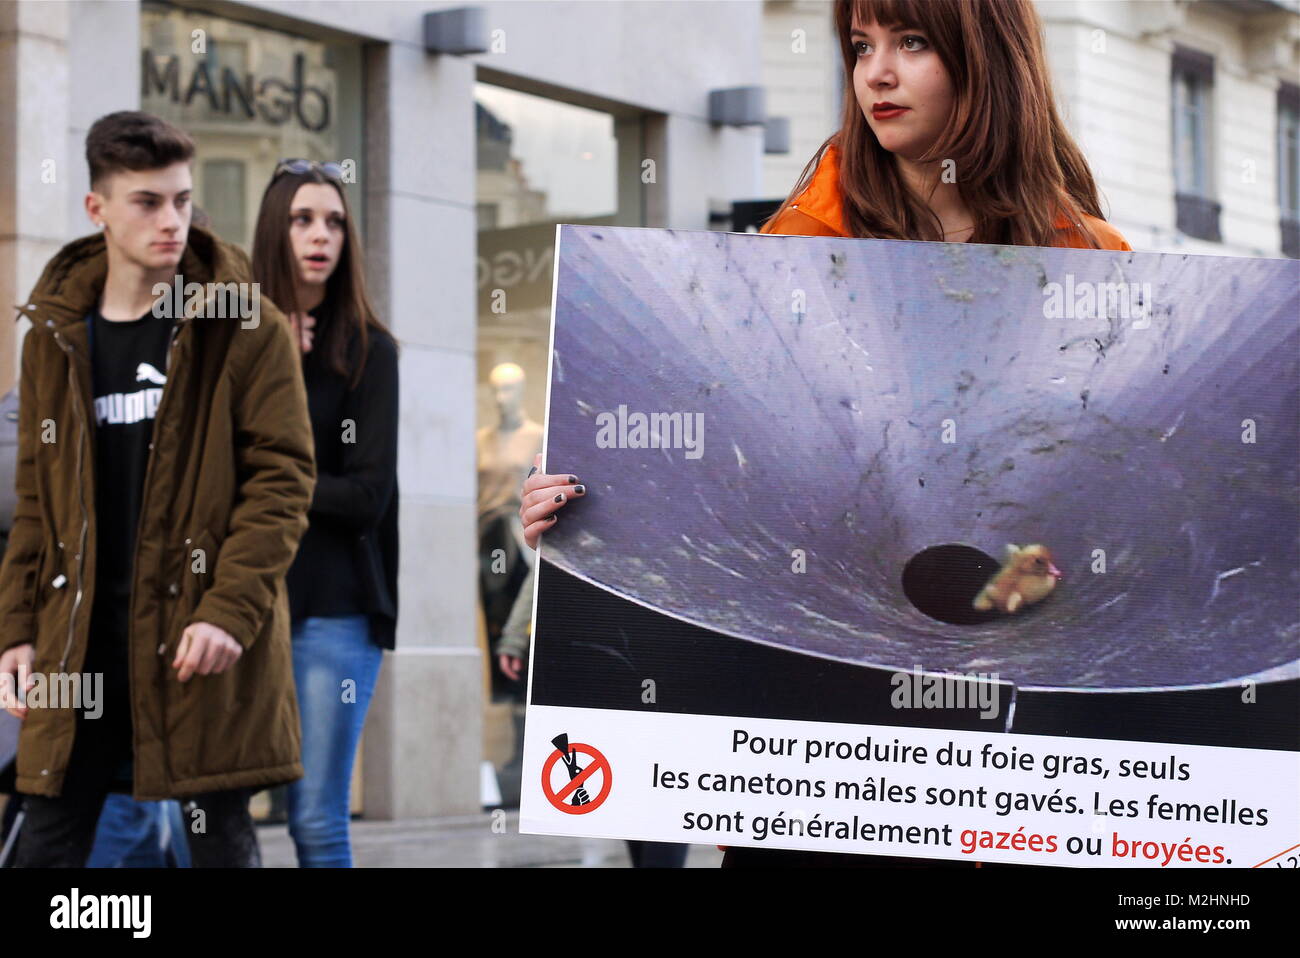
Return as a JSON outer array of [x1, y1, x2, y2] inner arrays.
[[0, 0, 768, 818], [3, 0, 1294, 824]]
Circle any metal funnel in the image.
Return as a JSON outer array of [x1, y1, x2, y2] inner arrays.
[[541, 225, 1299, 692]]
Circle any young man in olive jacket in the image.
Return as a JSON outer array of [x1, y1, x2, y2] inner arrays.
[[0, 112, 315, 866]]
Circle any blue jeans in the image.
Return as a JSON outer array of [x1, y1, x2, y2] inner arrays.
[[87, 792, 191, 868], [287, 614, 382, 867]]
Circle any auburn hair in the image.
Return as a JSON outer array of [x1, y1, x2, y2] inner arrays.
[[766, 0, 1107, 247], [251, 169, 394, 390]]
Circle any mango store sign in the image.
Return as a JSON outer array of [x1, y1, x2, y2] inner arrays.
[[141, 49, 330, 131]]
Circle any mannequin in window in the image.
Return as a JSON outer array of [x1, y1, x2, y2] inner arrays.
[[477, 362, 542, 700]]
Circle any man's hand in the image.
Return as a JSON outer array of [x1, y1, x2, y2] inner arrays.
[[0, 643, 35, 719], [173, 623, 242, 682]]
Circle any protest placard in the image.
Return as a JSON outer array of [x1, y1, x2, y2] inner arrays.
[[519, 224, 1299, 867]]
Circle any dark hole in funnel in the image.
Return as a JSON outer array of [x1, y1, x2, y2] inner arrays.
[[902, 544, 1004, 625]]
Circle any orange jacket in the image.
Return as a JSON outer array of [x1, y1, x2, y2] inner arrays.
[[761, 143, 1132, 251]]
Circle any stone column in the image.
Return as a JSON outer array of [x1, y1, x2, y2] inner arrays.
[[0, 0, 70, 391], [359, 40, 483, 818]]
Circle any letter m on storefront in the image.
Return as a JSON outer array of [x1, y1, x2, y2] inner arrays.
[[143, 50, 181, 100]]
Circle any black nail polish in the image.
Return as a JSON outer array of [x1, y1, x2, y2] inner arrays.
[[546, 514, 557, 522], [568, 475, 578, 484], [574, 484, 585, 494], [553, 493, 564, 502], [527, 466, 537, 477]]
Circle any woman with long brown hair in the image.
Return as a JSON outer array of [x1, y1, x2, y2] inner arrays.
[[762, 0, 1130, 249], [520, 0, 1131, 867], [252, 160, 399, 867]]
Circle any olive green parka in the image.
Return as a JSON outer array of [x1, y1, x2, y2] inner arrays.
[[0, 226, 315, 800]]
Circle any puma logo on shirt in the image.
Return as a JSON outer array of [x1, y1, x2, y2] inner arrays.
[[93, 361, 166, 425], [136, 362, 167, 385], [95, 388, 163, 426], [89, 309, 173, 607]]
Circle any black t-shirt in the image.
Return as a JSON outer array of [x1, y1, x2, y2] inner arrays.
[[75, 307, 171, 765], [89, 307, 173, 612]]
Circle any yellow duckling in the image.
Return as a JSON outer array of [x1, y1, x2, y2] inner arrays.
[[972, 543, 1063, 614]]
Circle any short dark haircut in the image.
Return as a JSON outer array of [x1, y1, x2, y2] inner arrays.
[[86, 111, 195, 193]]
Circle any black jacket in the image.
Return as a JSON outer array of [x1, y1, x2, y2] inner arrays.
[[285, 320, 399, 649]]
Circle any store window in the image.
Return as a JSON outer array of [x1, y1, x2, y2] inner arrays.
[[474, 80, 642, 805], [474, 81, 630, 491], [476, 83, 620, 230], [140, 1, 364, 251], [202, 159, 246, 242]]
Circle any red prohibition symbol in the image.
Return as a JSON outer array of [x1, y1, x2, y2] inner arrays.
[[543, 734, 612, 814]]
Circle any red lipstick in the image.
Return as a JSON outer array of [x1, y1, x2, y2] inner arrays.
[[872, 102, 909, 119]]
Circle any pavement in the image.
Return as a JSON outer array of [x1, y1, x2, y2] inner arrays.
[[257, 811, 725, 868]]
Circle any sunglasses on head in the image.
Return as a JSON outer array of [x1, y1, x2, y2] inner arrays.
[[273, 158, 345, 182]]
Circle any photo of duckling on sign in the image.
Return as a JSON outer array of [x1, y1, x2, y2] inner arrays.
[[972, 544, 1063, 615], [533, 225, 1299, 705]]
